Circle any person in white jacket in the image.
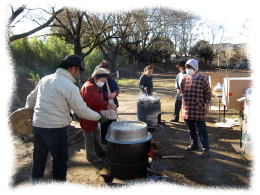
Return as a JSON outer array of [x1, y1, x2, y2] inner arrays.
[[170, 60, 186, 122], [25, 55, 107, 183]]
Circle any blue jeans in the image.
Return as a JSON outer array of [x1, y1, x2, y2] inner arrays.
[[32, 126, 68, 181], [185, 120, 209, 150]]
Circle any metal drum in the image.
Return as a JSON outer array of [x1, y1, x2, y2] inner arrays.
[[106, 121, 152, 179], [137, 97, 161, 128]]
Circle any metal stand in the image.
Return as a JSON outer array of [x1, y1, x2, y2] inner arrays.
[[218, 97, 221, 122], [212, 92, 229, 127], [212, 92, 223, 122], [223, 105, 226, 123]]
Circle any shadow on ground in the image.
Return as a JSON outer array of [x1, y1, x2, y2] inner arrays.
[[150, 120, 251, 188]]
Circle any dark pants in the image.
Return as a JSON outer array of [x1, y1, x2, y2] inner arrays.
[[173, 97, 182, 120], [101, 120, 115, 144], [185, 120, 209, 150], [32, 126, 68, 181]]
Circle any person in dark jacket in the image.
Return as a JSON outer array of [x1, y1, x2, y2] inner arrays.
[[95, 60, 120, 144], [170, 60, 186, 122], [139, 65, 154, 96]]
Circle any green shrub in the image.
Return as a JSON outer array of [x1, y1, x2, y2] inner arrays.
[[28, 71, 41, 82], [9, 36, 73, 77]]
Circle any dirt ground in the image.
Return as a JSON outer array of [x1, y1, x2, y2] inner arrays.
[[11, 70, 252, 188]]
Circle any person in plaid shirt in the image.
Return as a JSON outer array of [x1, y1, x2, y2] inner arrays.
[[181, 59, 211, 158]]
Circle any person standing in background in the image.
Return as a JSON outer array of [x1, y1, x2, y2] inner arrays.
[[139, 65, 154, 96], [181, 59, 211, 158], [170, 60, 186, 122]]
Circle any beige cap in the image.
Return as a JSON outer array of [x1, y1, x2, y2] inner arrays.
[[91, 67, 110, 78]]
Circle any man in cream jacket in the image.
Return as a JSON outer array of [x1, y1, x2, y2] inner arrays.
[[25, 55, 106, 183]]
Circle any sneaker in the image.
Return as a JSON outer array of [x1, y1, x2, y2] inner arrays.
[[200, 150, 209, 158], [185, 145, 199, 151]]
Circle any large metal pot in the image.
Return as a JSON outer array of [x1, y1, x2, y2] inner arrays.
[[106, 121, 152, 179], [137, 99, 161, 128], [106, 121, 152, 144]]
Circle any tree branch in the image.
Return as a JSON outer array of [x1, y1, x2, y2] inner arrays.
[[9, 5, 26, 25], [9, 8, 64, 43]]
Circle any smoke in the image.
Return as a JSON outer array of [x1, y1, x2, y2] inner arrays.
[[138, 92, 160, 103]]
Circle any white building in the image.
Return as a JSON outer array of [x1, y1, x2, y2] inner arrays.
[[211, 43, 247, 67]]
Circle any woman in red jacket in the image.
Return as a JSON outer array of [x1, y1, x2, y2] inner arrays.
[[80, 68, 117, 163]]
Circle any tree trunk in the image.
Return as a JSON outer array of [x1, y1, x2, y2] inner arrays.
[[74, 38, 83, 58], [73, 38, 85, 87], [110, 56, 117, 73], [133, 57, 138, 74]]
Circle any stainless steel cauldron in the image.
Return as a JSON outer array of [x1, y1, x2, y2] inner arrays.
[[106, 121, 152, 144]]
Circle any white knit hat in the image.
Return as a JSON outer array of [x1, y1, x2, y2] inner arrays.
[[91, 68, 110, 78], [186, 59, 198, 71]]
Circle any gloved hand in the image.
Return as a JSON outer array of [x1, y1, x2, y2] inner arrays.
[[98, 115, 108, 124]]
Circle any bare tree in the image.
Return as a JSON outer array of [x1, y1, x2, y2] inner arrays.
[[8, 5, 64, 43], [121, 8, 166, 71], [200, 20, 227, 66], [51, 9, 116, 60], [98, 12, 135, 72], [8, 5, 202, 73], [157, 8, 199, 58]]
